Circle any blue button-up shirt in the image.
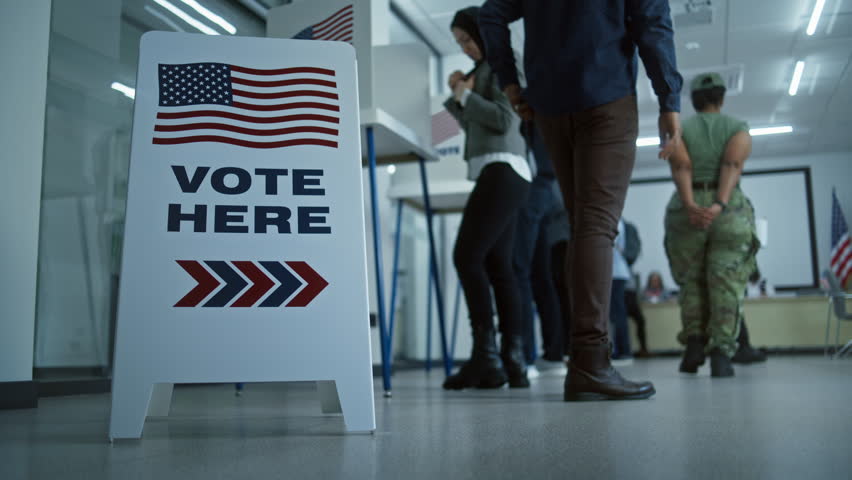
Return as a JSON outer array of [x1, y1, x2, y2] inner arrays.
[[479, 0, 683, 115]]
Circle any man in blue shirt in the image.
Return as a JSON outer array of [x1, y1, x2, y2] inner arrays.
[[480, 0, 683, 401]]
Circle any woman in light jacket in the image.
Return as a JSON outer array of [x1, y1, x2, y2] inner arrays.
[[442, 6, 532, 390]]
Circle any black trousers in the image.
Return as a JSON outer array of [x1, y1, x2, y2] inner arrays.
[[513, 176, 564, 362], [454, 163, 530, 336], [551, 240, 572, 354], [625, 288, 648, 351]]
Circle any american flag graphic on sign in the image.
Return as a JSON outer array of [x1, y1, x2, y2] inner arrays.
[[431, 109, 461, 146], [831, 188, 851, 286], [153, 63, 340, 149], [292, 5, 354, 43]]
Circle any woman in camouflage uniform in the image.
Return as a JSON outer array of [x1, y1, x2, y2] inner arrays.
[[664, 73, 760, 377]]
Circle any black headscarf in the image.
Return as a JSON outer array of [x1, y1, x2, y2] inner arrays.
[[450, 6, 486, 64]]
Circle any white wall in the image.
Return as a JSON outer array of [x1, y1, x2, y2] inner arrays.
[[628, 151, 852, 290], [0, 1, 52, 382]]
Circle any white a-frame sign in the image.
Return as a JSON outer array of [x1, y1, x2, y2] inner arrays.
[[109, 32, 375, 440]]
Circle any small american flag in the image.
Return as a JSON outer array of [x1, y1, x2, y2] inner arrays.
[[831, 188, 852, 286], [153, 62, 340, 149], [292, 5, 354, 43], [431, 109, 461, 146]]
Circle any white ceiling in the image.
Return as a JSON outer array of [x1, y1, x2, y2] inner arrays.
[[117, 0, 852, 167], [393, 0, 852, 166]]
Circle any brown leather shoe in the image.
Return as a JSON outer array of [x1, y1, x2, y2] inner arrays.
[[564, 344, 655, 401]]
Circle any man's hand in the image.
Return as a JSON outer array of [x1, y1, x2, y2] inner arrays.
[[448, 70, 465, 91], [658, 111, 681, 160], [503, 83, 534, 121], [453, 75, 475, 102]]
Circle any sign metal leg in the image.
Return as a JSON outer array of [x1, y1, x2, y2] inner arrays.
[[366, 127, 392, 395]]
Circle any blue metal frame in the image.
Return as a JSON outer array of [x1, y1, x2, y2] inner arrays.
[[387, 199, 404, 356], [418, 157, 452, 375], [366, 127, 392, 394], [451, 280, 461, 359], [425, 255, 433, 371]]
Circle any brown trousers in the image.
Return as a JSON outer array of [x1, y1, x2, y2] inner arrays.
[[536, 95, 638, 348]]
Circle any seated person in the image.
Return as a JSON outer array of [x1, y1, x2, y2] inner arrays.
[[642, 272, 673, 303]]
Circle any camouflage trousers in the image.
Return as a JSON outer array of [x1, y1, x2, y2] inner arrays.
[[664, 188, 760, 357]]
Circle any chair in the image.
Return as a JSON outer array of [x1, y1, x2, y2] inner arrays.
[[822, 270, 852, 358]]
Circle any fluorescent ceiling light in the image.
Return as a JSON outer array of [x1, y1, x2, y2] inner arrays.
[[750, 126, 793, 136], [144, 5, 185, 32], [789, 61, 805, 96], [181, 0, 236, 34], [111, 82, 136, 99], [636, 126, 792, 147], [153, 0, 219, 35], [636, 137, 660, 147], [806, 0, 826, 35]]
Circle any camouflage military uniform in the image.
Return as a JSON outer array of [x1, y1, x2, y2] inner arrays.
[[664, 113, 760, 357]]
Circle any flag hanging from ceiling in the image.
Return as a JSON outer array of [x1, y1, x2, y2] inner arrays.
[[830, 188, 851, 286], [292, 5, 354, 43], [153, 62, 341, 149]]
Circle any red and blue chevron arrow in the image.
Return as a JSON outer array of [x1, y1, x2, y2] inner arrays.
[[174, 260, 328, 308]]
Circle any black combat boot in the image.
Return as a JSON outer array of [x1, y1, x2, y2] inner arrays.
[[732, 321, 767, 364], [564, 344, 655, 401], [443, 326, 508, 390], [679, 335, 707, 373], [500, 334, 530, 388], [710, 348, 735, 377]]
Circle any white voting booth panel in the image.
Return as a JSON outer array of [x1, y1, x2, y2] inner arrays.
[[266, 0, 388, 113], [109, 32, 375, 440], [389, 96, 471, 212], [267, 0, 434, 164]]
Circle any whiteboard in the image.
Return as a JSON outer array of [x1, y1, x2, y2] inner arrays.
[[623, 168, 817, 293]]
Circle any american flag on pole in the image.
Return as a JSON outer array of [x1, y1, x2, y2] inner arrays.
[[153, 63, 340, 149], [431, 109, 461, 146], [292, 5, 354, 43], [831, 188, 852, 286]]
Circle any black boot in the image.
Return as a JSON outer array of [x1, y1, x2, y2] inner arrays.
[[500, 335, 530, 388], [443, 326, 508, 390], [679, 335, 706, 374], [564, 344, 655, 401], [710, 348, 735, 377], [732, 321, 767, 364], [732, 346, 767, 364]]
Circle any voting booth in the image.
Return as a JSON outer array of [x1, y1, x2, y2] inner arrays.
[[267, 0, 451, 392], [266, 0, 433, 164], [109, 32, 375, 440]]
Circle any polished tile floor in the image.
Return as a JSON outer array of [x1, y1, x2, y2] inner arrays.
[[1, 356, 851, 480]]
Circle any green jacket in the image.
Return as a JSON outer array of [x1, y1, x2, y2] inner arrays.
[[443, 61, 526, 162]]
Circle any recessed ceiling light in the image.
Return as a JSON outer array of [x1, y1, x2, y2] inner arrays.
[[750, 126, 793, 136], [180, 0, 236, 34], [636, 137, 660, 147], [153, 0, 219, 35], [789, 61, 805, 96], [111, 82, 136, 99], [685, 42, 700, 50], [806, 0, 826, 36], [635, 126, 793, 147]]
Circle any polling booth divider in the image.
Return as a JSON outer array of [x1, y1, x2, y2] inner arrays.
[[109, 32, 376, 439], [268, 0, 448, 395]]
